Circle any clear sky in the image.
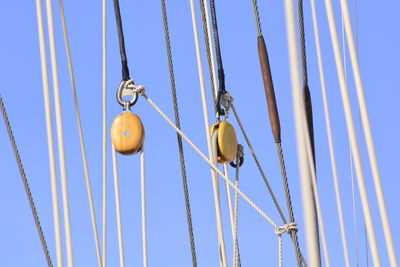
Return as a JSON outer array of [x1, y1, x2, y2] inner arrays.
[[0, 0, 399, 266]]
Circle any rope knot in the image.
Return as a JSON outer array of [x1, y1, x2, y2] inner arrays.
[[275, 222, 298, 236]]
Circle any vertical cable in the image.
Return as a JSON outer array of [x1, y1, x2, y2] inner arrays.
[[284, 0, 321, 265], [111, 146, 125, 267], [310, 0, 350, 265], [188, 0, 227, 265], [112, 0, 130, 80], [140, 148, 148, 267], [35, 0, 63, 265], [160, 1, 198, 265], [102, 0, 108, 265], [58, 1, 102, 265], [44, 0, 74, 265], [323, 0, 381, 265]]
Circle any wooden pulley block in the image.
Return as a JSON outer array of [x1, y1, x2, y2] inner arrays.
[[111, 112, 145, 155], [210, 121, 238, 163]]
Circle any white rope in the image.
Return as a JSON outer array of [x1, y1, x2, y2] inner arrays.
[[102, 0, 108, 265], [35, 0, 63, 265], [232, 163, 240, 267], [275, 223, 298, 267], [58, 1, 102, 265], [200, 0, 219, 98], [44, 0, 74, 265], [323, 0, 381, 265], [310, 0, 350, 266], [188, 1, 227, 266], [222, 164, 236, 257], [140, 91, 277, 228], [283, 0, 321, 266], [140, 148, 148, 267], [111, 146, 125, 267], [340, 0, 398, 265]]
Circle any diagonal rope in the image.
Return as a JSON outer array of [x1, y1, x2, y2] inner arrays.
[[309, 0, 350, 265], [0, 95, 53, 267], [35, 0, 63, 264], [58, 1, 102, 265], [44, 0, 74, 264], [160, 0, 198, 265]]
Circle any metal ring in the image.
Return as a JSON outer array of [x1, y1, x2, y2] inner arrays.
[[229, 156, 244, 168], [116, 80, 139, 107]]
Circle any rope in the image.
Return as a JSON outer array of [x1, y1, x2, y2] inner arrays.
[[340, 0, 398, 265], [111, 147, 125, 267], [112, 0, 130, 80], [199, 0, 218, 105], [138, 90, 277, 228], [275, 223, 298, 267], [44, 0, 74, 264], [58, 1, 102, 265], [160, 1, 198, 265], [233, 155, 241, 267], [309, 0, 350, 265], [140, 148, 148, 267], [102, 0, 108, 265], [284, 0, 321, 265], [0, 96, 53, 267], [35, 0, 63, 265], [230, 104, 287, 224], [323, 0, 381, 265], [188, 1, 228, 265], [250, 0, 262, 36]]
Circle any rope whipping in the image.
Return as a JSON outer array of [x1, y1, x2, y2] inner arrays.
[[113, 0, 130, 81], [249, 1, 304, 265], [0, 96, 53, 267], [160, 1, 198, 266], [58, 1, 102, 265]]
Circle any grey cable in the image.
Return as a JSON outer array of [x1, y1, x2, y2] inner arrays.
[[160, 1, 197, 266], [231, 104, 287, 224], [297, 0, 309, 87], [0, 95, 53, 267], [251, 0, 262, 36]]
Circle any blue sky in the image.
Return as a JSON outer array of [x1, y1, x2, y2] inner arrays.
[[0, 0, 399, 266]]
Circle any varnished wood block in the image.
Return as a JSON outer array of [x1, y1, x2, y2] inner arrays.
[[211, 121, 238, 163], [111, 112, 144, 155]]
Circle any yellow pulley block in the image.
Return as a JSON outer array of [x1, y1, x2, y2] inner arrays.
[[210, 121, 238, 163], [111, 112, 145, 155]]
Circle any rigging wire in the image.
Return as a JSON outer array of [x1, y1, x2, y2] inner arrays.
[[112, 0, 130, 81], [35, 0, 63, 264], [323, 0, 381, 265], [249, 1, 304, 265], [0, 96, 53, 267], [44, 0, 74, 264], [58, 1, 102, 265], [102, 0, 108, 265], [160, 0, 198, 265], [309, 0, 350, 265]]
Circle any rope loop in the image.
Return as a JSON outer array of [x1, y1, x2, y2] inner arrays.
[[116, 79, 145, 109], [275, 222, 298, 236]]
